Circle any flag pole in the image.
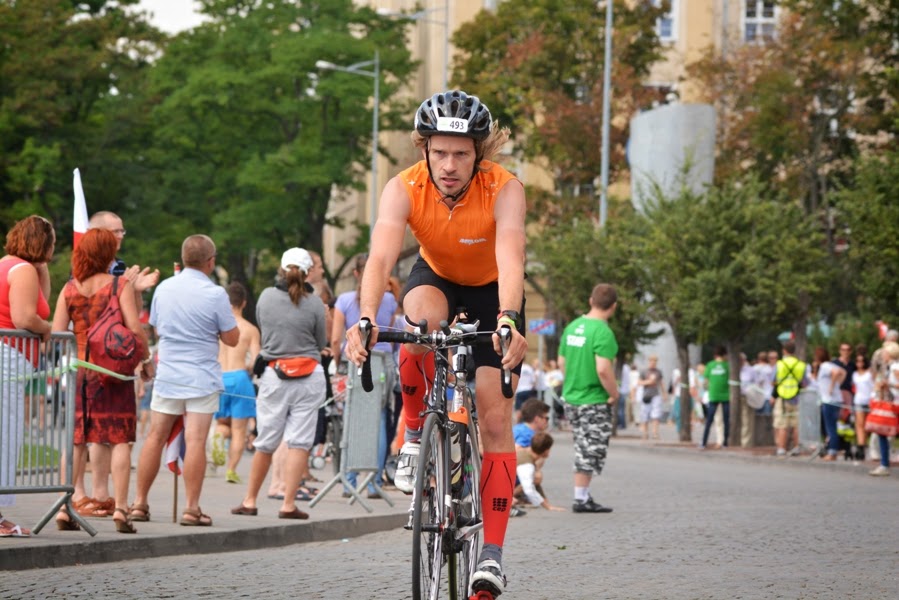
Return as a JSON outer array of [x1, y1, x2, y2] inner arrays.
[[173, 471, 178, 523]]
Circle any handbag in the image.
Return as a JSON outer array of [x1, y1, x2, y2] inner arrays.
[[864, 399, 899, 437], [269, 356, 318, 380], [85, 277, 142, 385]]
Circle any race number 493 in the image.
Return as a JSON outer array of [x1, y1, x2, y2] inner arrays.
[[436, 116, 469, 134]]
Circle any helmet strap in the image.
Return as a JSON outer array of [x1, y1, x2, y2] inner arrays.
[[424, 139, 480, 204]]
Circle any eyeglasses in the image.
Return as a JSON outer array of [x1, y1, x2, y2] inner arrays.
[[112, 229, 126, 236]]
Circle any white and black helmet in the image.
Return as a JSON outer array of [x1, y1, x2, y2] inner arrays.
[[414, 90, 492, 141]]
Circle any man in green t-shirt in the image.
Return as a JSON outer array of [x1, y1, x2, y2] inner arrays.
[[701, 346, 730, 449], [558, 283, 619, 513]]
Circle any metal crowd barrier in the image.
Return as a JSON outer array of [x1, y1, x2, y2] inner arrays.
[[0, 329, 96, 536], [797, 389, 822, 454], [309, 351, 394, 512]]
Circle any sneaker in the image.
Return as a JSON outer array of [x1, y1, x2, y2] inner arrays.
[[225, 469, 241, 484], [510, 506, 527, 518], [471, 558, 506, 596], [869, 465, 890, 477], [775, 448, 787, 458], [788, 447, 801, 457], [211, 433, 226, 467], [394, 441, 420, 494], [572, 497, 613, 513]]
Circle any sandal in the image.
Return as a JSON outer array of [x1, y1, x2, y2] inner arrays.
[[0, 517, 31, 538], [180, 507, 212, 527], [75, 496, 111, 518], [113, 508, 137, 534], [129, 503, 151, 522], [55, 506, 81, 531]]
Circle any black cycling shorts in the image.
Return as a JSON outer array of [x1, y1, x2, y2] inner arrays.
[[403, 255, 525, 375]]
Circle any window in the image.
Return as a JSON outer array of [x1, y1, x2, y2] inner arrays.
[[743, 1, 778, 43], [655, 0, 677, 43]]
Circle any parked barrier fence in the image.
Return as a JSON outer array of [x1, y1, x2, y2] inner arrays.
[[0, 329, 96, 536], [309, 351, 394, 512]]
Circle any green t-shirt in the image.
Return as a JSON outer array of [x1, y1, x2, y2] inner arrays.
[[559, 316, 618, 406], [705, 359, 730, 402]]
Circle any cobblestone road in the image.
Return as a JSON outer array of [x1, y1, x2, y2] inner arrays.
[[7, 437, 898, 600]]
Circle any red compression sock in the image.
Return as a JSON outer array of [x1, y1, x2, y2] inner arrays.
[[480, 452, 517, 547], [399, 346, 434, 434]]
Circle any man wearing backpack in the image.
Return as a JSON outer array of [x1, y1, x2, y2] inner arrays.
[[772, 341, 810, 457]]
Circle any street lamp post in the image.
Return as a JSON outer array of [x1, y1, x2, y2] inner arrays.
[[315, 51, 380, 239], [599, 0, 613, 228], [377, 2, 449, 90]]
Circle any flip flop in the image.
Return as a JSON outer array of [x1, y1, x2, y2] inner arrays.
[[278, 507, 309, 520]]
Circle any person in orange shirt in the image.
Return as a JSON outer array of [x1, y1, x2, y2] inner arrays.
[[343, 90, 528, 597]]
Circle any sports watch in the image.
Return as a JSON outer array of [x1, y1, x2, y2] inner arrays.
[[498, 309, 521, 329]]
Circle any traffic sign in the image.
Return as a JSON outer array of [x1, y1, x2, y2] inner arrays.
[[528, 319, 556, 336]]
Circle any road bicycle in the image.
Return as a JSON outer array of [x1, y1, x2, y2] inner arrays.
[[360, 314, 513, 600]]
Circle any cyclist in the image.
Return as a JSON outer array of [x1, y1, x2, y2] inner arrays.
[[344, 90, 528, 597]]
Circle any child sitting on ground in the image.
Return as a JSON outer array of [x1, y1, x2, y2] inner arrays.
[[514, 432, 565, 512]]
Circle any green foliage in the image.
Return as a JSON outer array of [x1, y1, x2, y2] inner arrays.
[[0, 0, 163, 294], [138, 0, 416, 292], [836, 150, 899, 318], [529, 197, 659, 359], [635, 174, 828, 348]]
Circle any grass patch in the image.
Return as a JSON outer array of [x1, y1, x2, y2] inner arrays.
[[18, 443, 60, 470]]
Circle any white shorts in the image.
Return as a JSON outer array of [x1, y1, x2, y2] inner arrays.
[[640, 395, 664, 422], [253, 366, 326, 454], [151, 389, 220, 415]]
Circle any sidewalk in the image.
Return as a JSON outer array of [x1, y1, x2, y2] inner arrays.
[[0, 446, 408, 572], [2, 419, 893, 571]]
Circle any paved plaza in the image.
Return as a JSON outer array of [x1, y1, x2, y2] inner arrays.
[[3, 423, 897, 599]]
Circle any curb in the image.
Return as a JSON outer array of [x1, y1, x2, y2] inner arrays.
[[612, 437, 899, 480], [0, 513, 407, 571]]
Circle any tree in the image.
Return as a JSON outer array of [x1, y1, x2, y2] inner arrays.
[[452, 0, 667, 197], [835, 149, 899, 325], [529, 200, 660, 362], [635, 174, 827, 441], [136, 0, 416, 294], [687, 0, 898, 351], [0, 0, 163, 291]]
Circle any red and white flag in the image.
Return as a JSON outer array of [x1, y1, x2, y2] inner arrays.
[[164, 415, 186, 475], [73, 168, 89, 249]]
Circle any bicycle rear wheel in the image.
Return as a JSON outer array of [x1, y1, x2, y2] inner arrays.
[[412, 413, 447, 600], [448, 411, 482, 599]]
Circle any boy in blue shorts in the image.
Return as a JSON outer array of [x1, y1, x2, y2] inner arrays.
[[214, 282, 261, 483]]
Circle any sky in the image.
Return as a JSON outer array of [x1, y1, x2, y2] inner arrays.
[[138, 0, 206, 34]]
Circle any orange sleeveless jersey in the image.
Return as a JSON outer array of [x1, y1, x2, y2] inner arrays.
[[400, 160, 518, 287]]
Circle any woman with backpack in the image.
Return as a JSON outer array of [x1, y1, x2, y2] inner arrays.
[[51, 228, 151, 533]]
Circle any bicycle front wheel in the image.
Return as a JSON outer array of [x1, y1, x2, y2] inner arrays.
[[448, 412, 483, 599], [412, 413, 447, 600]]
